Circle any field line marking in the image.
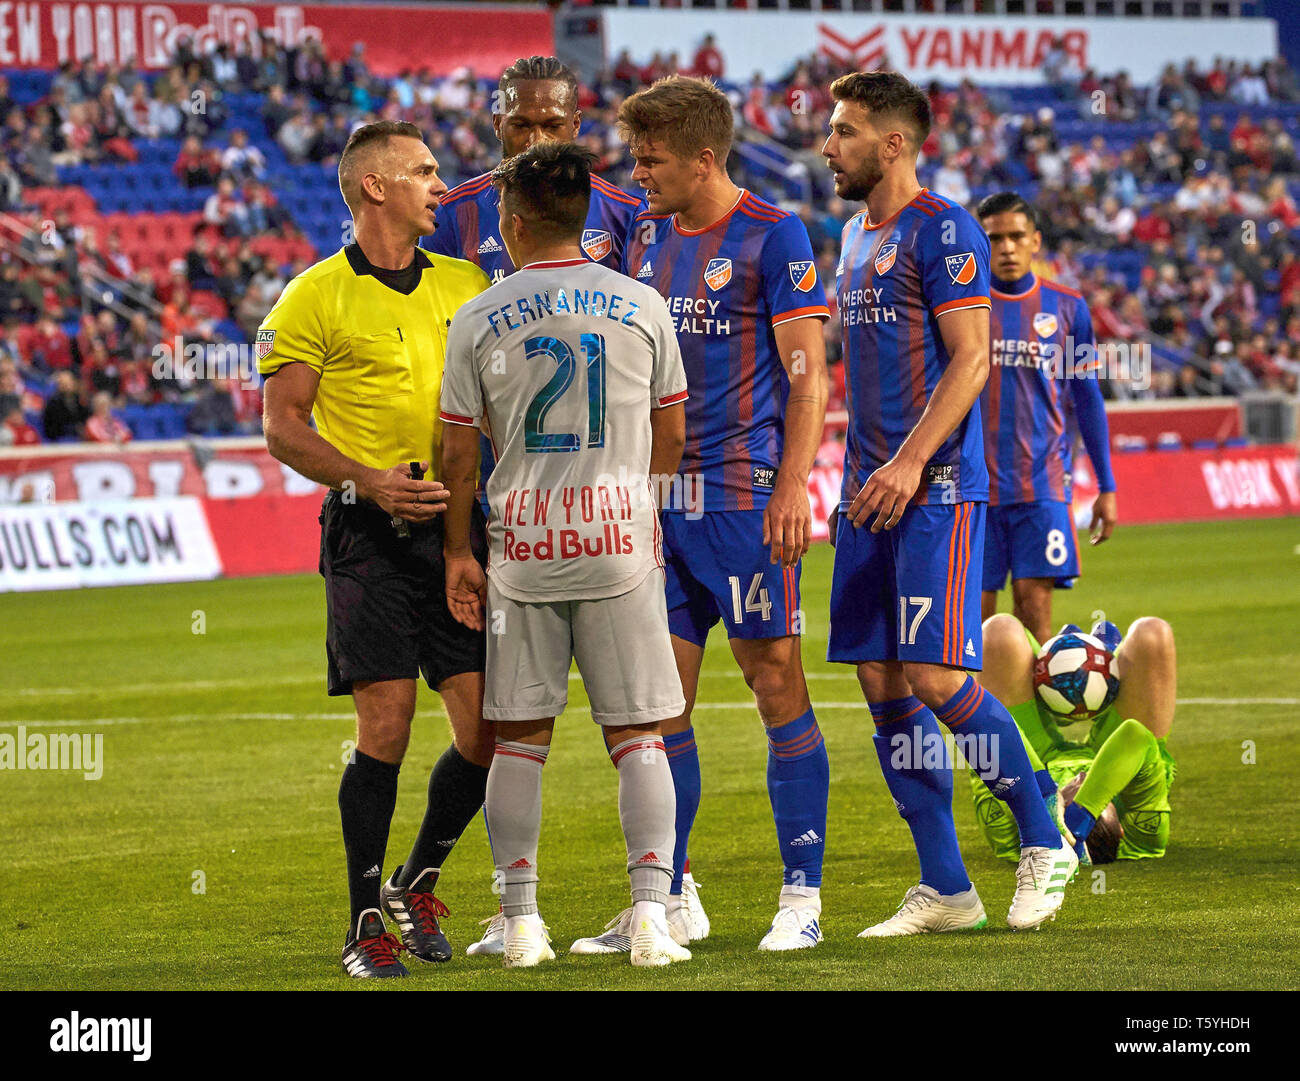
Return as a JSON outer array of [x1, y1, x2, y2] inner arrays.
[[2, 697, 1292, 728]]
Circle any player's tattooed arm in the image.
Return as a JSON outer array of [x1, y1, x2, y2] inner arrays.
[[263, 361, 447, 519], [768, 317, 829, 565], [848, 305, 989, 532], [441, 422, 486, 631]]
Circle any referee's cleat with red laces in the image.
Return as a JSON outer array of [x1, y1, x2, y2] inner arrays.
[[341, 909, 409, 979], [380, 865, 453, 963]]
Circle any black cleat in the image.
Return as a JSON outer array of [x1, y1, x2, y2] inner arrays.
[[381, 866, 453, 963], [341, 908, 409, 979]]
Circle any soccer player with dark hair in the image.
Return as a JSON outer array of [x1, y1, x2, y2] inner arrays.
[[572, 75, 832, 953], [259, 120, 493, 977], [423, 56, 644, 957], [439, 141, 692, 967], [822, 72, 1077, 936], [973, 615, 1176, 866], [976, 191, 1118, 643]]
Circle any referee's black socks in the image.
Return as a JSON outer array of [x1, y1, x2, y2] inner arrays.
[[397, 745, 491, 889], [338, 749, 401, 927]]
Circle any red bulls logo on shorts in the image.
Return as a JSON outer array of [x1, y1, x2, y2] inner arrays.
[[945, 252, 977, 285], [788, 260, 816, 292], [581, 229, 612, 262], [704, 258, 732, 291], [1033, 311, 1059, 338], [874, 243, 897, 276]]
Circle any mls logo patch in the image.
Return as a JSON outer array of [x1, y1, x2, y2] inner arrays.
[[874, 243, 898, 276], [1032, 311, 1059, 338], [704, 258, 732, 291], [788, 260, 816, 292], [256, 329, 275, 360], [581, 229, 612, 262], [945, 251, 977, 285]]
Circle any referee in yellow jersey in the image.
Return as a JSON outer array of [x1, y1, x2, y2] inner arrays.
[[259, 121, 492, 979]]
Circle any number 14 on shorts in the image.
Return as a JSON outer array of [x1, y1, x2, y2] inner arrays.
[[729, 573, 773, 623]]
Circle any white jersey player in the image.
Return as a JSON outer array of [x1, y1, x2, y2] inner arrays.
[[439, 142, 691, 969]]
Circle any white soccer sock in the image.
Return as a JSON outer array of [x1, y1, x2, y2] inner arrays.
[[608, 735, 676, 907], [486, 740, 549, 917]]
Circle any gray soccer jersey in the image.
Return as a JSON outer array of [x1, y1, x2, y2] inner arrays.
[[440, 258, 688, 602]]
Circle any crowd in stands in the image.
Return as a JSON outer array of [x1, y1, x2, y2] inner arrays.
[[1, 28, 1298, 450]]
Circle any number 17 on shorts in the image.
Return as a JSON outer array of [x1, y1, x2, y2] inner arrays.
[[827, 502, 986, 668]]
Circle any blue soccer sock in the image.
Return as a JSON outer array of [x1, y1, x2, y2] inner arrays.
[[1064, 801, 1096, 842], [1037, 770, 1057, 799], [765, 708, 829, 888], [663, 727, 701, 896], [935, 676, 1061, 850], [871, 697, 971, 896]]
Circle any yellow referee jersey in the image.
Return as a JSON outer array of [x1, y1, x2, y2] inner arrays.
[[257, 243, 490, 474]]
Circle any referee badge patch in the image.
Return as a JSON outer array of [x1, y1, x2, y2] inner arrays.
[[256, 329, 276, 360], [704, 258, 732, 291], [581, 229, 612, 262], [1033, 312, 1059, 338], [944, 252, 977, 285]]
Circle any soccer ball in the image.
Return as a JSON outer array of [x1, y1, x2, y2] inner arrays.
[[1033, 632, 1120, 722]]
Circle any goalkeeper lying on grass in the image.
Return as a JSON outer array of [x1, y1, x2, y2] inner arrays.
[[971, 614, 1176, 863]]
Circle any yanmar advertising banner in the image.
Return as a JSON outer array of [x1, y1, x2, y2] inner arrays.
[[602, 10, 1278, 86], [2, 2, 554, 76]]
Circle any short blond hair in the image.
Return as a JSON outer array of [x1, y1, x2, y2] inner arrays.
[[617, 75, 733, 165]]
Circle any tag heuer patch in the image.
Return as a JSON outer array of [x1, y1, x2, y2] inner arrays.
[[256, 330, 275, 360], [1032, 311, 1059, 338], [704, 258, 732, 291], [788, 260, 816, 292], [581, 229, 612, 262], [944, 251, 977, 285]]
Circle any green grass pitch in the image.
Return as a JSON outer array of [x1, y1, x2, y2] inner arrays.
[[2, 517, 1298, 990]]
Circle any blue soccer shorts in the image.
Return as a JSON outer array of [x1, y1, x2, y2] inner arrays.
[[828, 501, 985, 668], [661, 510, 801, 645], [981, 500, 1080, 592]]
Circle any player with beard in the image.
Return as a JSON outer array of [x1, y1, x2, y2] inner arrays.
[[822, 73, 1077, 936]]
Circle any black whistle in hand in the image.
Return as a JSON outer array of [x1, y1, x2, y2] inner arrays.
[[392, 460, 425, 538]]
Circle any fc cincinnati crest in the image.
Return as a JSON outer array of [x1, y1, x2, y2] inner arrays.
[[944, 251, 977, 285], [581, 229, 612, 262], [704, 258, 732, 291], [874, 243, 898, 275], [788, 260, 816, 292], [256, 329, 275, 360], [1032, 311, 1059, 338]]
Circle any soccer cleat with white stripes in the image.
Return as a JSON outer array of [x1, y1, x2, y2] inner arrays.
[[341, 908, 409, 978], [629, 903, 692, 967], [1007, 842, 1078, 930], [570, 908, 634, 955], [668, 871, 710, 942], [502, 913, 555, 969], [466, 910, 506, 956], [758, 905, 824, 951], [858, 884, 988, 937], [380, 866, 452, 963]]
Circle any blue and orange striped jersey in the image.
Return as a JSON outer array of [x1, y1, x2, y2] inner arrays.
[[835, 188, 991, 508], [623, 190, 829, 512], [424, 171, 643, 281], [983, 273, 1097, 505]]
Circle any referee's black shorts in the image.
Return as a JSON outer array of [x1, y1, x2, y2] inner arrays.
[[319, 489, 487, 696]]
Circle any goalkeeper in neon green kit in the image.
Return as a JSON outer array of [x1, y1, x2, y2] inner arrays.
[[971, 614, 1176, 863]]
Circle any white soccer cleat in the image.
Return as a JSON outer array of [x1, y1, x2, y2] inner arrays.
[[569, 908, 634, 955], [629, 904, 692, 967], [858, 884, 988, 937], [758, 905, 824, 951], [465, 910, 505, 956], [501, 914, 555, 968], [1007, 842, 1078, 931], [667, 871, 710, 942]]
